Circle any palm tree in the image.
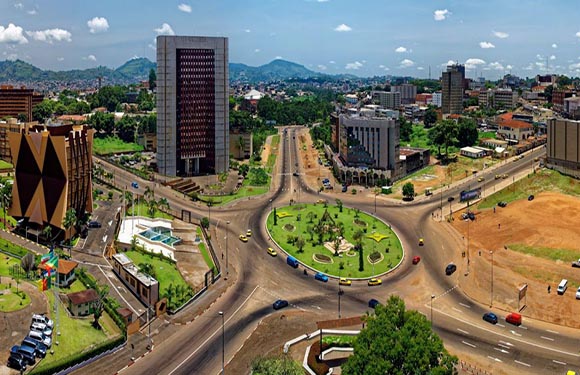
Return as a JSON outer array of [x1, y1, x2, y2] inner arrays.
[[335, 199, 343, 213], [138, 262, 156, 279], [144, 186, 154, 201], [20, 253, 35, 279], [306, 211, 315, 223], [42, 225, 53, 244], [237, 135, 245, 159], [63, 208, 77, 241], [0, 181, 12, 229], [158, 197, 170, 213], [306, 225, 314, 241], [92, 284, 109, 329], [147, 198, 158, 217], [296, 236, 306, 253], [353, 229, 364, 250], [165, 283, 176, 309]]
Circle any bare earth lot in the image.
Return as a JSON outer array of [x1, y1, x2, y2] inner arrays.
[[453, 192, 580, 327]]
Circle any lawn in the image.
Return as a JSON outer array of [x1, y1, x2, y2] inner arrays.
[[478, 131, 496, 140], [0, 238, 30, 258], [126, 202, 173, 220], [507, 244, 580, 263], [0, 160, 13, 169], [198, 243, 216, 274], [478, 169, 580, 209], [267, 203, 403, 278], [31, 290, 120, 374], [0, 283, 31, 312], [123, 251, 189, 298], [0, 255, 21, 275], [93, 136, 144, 155], [199, 178, 270, 206], [265, 135, 280, 173]]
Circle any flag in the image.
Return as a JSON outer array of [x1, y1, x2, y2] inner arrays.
[[37, 279, 43, 291], [41, 247, 54, 264], [46, 255, 58, 269]]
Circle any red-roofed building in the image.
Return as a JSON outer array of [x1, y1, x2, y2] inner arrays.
[[56, 115, 87, 124], [66, 289, 99, 316], [39, 259, 78, 287], [497, 113, 534, 142]]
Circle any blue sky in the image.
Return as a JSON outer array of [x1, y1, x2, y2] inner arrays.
[[1, 0, 580, 79]]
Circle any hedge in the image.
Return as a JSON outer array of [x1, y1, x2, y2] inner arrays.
[[307, 341, 330, 375]]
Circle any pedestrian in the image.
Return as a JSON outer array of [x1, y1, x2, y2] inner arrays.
[[498, 223, 501, 229], [548, 285, 551, 294], [493, 206, 496, 213]]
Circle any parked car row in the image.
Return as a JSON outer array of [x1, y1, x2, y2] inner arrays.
[[7, 314, 54, 371]]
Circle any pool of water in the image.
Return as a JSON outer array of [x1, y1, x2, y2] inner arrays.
[[139, 226, 181, 247]]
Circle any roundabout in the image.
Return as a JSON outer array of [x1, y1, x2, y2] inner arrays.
[[266, 202, 404, 278]]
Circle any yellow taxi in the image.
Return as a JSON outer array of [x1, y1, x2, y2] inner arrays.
[[477, 176, 485, 182], [368, 278, 382, 286], [419, 238, 424, 246], [566, 371, 576, 375], [246, 229, 252, 237], [239, 234, 248, 242], [267, 247, 277, 256], [339, 278, 352, 286]]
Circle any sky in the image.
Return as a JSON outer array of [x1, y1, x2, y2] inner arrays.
[[1, 0, 580, 80]]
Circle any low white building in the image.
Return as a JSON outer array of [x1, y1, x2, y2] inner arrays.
[[460, 146, 486, 158]]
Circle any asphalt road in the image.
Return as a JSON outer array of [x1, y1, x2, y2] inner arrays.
[[110, 129, 579, 375]]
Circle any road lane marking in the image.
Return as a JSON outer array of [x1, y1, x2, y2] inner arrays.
[[498, 343, 511, 349], [461, 341, 476, 348], [494, 347, 509, 354], [167, 285, 260, 375], [459, 302, 471, 309], [519, 326, 528, 330], [487, 356, 503, 362], [452, 307, 462, 313], [456, 328, 469, 335], [496, 323, 505, 327], [499, 340, 514, 347], [510, 330, 522, 337], [547, 329, 559, 335], [514, 360, 531, 367], [541, 336, 554, 341], [553, 360, 566, 365]]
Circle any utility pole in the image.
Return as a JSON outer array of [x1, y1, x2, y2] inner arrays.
[[490, 250, 494, 307]]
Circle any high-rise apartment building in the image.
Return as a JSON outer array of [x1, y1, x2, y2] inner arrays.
[[157, 36, 229, 177], [0, 85, 43, 122], [371, 91, 401, 109], [442, 64, 465, 114], [391, 84, 417, 105]]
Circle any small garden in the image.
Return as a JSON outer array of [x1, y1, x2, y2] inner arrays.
[[267, 201, 403, 278]]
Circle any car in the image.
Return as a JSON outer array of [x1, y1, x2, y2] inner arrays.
[[317, 199, 326, 204], [31, 321, 52, 337], [527, 195, 534, 201], [246, 229, 252, 237], [32, 314, 54, 329], [572, 259, 580, 268], [445, 263, 457, 275], [418, 238, 424, 246], [239, 234, 248, 242], [482, 312, 498, 324], [368, 278, 382, 286], [21, 338, 46, 358], [342, 185, 348, 193], [293, 172, 299, 177], [477, 177, 485, 182], [11, 345, 35, 366], [534, 157, 539, 162], [497, 201, 507, 207], [502, 173, 509, 179], [368, 299, 380, 308], [325, 184, 333, 189], [567, 371, 577, 375], [273, 299, 289, 310], [576, 287, 580, 300], [412, 256, 421, 265], [467, 212, 475, 221], [131, 181, 139, 188], [339, 278, 351, 286], [88, 220, 101, 229], [314, 272, 329, 282], [267, 247, 277, 257], [7, 353, 27, 371], [495, 174, 501, 180]]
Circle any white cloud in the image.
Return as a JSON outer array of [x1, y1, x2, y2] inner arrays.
[[4, 52, 18, 60], [552, 43, 558, 49], [275, 56, 282, 59], [177, 3, 192, 13], [254, 49, 260, 53], [536, 54, 544, 60], [27, 9, 36, 15], [465, 58, 486, 69], [57, 57, 64, 61], [492, 30, 509, 39], [334, 24, 352, 32], [0, 23, 28, 44], [14, 3, 23, 9], [345, 61, 363, 70], [84, 54, 97, 61], [244, 29, 251, 33], [569, 63, 580, 70], [317, 0, 330, 2], [506, 64, 513, 70], [479, 41, 495, 49], [317, 64, 327, 70], [395, 46, 407, 53], [87, 17, 109, 34], [399, 59, 414, 68], [433, 9, 450, 21], [379, 64, 385, 68], [154, 23, 175, 36], [443, 60, 456, 67], [550, 55, 556, 60], [417, 67, 424, 70], [329, 60, 335, 64], [26, 28, 72, 43], [489, 62, 504, 70], [575, 31, 580, 38]]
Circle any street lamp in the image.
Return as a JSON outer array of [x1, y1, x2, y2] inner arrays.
[[338, 269, 343, 319], [430, 294, 435, 326], [490, 250, 494, 307], [218, 311, 225, 375], [225, 221, 230, 278]]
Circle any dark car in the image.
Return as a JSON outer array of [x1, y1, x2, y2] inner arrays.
[[445, 263, 457, 276], [7, 353, 26, 371], [273, 299, 289, 310], [482, 312, 498, 324], [22, 338, 46, 358], [368, 299, 380, 308], [88, 221, 102, 228], [314, 272, 329, 282], [293, 172, 299, 177], [528, 195, 534, 201], [131, 181, 139, 189], [342, 185, 348, 192], [498, 201, 507, 207], [11, 345, 35, 366]]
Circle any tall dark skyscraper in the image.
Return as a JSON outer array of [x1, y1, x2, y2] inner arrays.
[[441, 63, 465, 115], [157, 36, 229, 177]]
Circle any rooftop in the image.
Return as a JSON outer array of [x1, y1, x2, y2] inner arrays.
[[67, 289, 99, 305]]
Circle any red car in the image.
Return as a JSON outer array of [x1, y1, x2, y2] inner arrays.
[[412, 256, 421, 265]]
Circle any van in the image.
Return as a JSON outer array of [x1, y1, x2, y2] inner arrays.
[[506, 312, 522, 326], [29, 330, 51, 348], [286, 256, 299, 268], [557, 279, 568, 295]]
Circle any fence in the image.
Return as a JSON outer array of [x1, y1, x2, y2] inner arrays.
[[458, 361, 492, 375]]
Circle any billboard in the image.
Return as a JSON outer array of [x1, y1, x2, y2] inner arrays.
[[460, 188, 482, 202]]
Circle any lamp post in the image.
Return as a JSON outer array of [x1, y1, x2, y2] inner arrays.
[[430, 294, 435, 326], [374, 190, 377, 214], [338, 269, 343, 319], [490, 250, 494, 307], [225, 221, 230, 278], [440, 182, 443, 221], [218, 311, 225, 375]]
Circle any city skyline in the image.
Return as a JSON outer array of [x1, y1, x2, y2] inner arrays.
[[1, 0, 580, 79]]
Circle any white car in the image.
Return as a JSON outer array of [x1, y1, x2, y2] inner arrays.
[[576, 287, 580, 300]]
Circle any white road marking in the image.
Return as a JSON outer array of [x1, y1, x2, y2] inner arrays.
[[166, 285, 260, 375], [552, 360, 566, 365], [494, 347, 509, 354], [514, 360, 531, 367], [499, 340, 514, 347], [497, 343, 511, 349], [519, 326, 528, 330], [457, 328, 469, 335], [461, 341, 476, 348], [452, 307, 462, 313], [487, 356, 503, 363], [496, 323, 505, 327], [510, 330, 522, 337], [102, 235, 107, 243], [541, 336, 554, 341], [459, 302, 471, 309], [311, 305, 321, 310], [547, 329, 559, 335]]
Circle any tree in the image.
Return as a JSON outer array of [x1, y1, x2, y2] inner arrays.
[[457, 118, 478, 148], [92, 284, 110, 329], [0, 181, 12, 230], [335, 199, 343, 213], [158, 197, 170, 212], [544, 84, 554, 103], [251, 355, 304, 375], [200, 217, 210, 229], [63, 207, 77, 240], [273, 207, 277, 226], [237, 136, 245, 159], [402, 182, 415, 200], [144, 186, 154, 201], [117, 115, 137, 143], [165, 283, 176, 308], [306, 211, 315, 223], [32, 99, 54, 122], [149, 68, 157, 90], [399, 117, 413, 142], [42, 225, 53, 244], [146, 198, 158, 217], [296, 236, 306, 253], [20, 253, 35, 278], [239, 164, 249, 177], [139, 262, 156, 279], [342, 295, 458, 375], [424, 107, 437, 128]]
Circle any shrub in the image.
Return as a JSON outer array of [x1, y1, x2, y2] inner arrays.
[[307, 342, 330, 375], [314, 254, 332, 263], [369, 251, 382, 263]]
